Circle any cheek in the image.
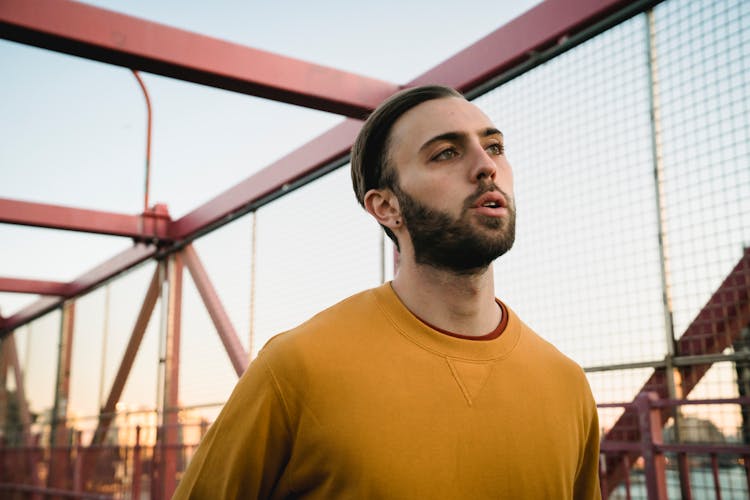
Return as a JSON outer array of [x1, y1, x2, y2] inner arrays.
[[402, 179, 463, 217], [401, 172, 454, 202], [497, 163, 514, 195]]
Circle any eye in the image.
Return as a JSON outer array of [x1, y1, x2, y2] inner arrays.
[[432, 148, 459, 161], [486, 143, 504, 156]]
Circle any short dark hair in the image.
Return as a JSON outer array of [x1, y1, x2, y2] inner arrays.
[[350, 85, 463, 247]]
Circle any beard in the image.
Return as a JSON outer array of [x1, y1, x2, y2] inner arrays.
[[393, 182, 516, 275]]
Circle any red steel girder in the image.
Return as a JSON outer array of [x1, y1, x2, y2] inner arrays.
[[0, 0, 398, 119], [0, 243, 157, 336], [170, 118, 362, 240], [89, 264, 162, 447], [170, 0, 650, 243], [602, 247, 750, 495], [0, 278, 69, 296], [182, 244, 248, 376], [0, 198, 171, 241], [158, 253, 183, 499], [409, 0, 648, 92]]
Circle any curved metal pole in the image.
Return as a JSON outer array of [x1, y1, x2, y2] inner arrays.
[[131, 70, 153, 213]]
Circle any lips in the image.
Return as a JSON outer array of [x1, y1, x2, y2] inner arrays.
[[473, 191, 507, 209], [470, 191, 508, 217]]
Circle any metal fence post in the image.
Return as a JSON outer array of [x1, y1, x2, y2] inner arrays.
[[156, 254, 182, 499], [49, 301, 75, 494], [31, 433, 42, 500], [635, 391, 668, 500], [73, 430, 82, 494], [132, 425, 142, 500]]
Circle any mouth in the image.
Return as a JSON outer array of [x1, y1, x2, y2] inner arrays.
[[472, 191, 507, 210], [467, 190, 509, 219]]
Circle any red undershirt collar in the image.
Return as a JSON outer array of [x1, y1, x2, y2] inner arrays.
[[414, 300, 508, 341]]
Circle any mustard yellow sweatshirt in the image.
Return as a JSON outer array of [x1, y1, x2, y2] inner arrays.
[[174, 283, 600, 499]]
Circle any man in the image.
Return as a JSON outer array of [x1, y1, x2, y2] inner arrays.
[[174, 85, 600, 499]]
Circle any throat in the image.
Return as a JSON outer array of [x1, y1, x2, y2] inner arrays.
[[390, 266, 500, 337], [415, 301, 506, 340]]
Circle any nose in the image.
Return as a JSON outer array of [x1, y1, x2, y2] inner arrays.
[[469, 145, 497, 183]]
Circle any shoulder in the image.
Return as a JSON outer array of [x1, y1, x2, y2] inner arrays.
[[507, 305, 590, 386], [255, 286, 383, 372], [264, 287, 378, 347]]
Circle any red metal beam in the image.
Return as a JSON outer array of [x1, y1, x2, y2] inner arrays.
[[90, 265, 162, 447], [602, 247, 750, 495], [0, 243, 157, 336], [0, 0, 398, 119], [159, 253, 183, 499], [182, 244, 248, 376], [0, 278, 70, 296], [169, 119, 363, 240], [0, 198, 171, 241], [169, 0, 649, 243], [408, 0, 646, 92]]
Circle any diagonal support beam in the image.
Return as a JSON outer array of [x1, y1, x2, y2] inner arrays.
[[90, 264, 163, 446], [0, 0, 398, 119], [602, 247, 750, 495], [169, 119, 363, 240], [0, 198, 171, 241], [182, 244, 248, 376], [1, 243, 157, 337]]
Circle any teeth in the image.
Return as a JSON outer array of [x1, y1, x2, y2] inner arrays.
[[483, 202, 499, 208]]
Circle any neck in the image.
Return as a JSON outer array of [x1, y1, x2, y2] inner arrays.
[[391, 254, 500, 337]]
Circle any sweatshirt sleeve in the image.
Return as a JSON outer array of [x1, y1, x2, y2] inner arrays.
[[574, 396, 602, 500], [172, 352, 293, 499]]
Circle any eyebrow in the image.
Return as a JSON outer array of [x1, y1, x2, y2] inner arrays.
[[418, 127, 503, 153]]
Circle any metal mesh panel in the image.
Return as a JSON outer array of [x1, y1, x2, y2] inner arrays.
[[252, 166, 383, 353], [103, 263, 161, 412], [15, 312, 59, 424], [471, 1, 750, 495], [475, 14, 666, 368], [655, 0, 750, 340], [69, 289, 107, 428]]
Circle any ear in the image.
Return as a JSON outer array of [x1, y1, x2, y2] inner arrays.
[[364, 188, 401, 229]]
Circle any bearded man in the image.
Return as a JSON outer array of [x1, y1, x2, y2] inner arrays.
[[174, 85, 601, 499]]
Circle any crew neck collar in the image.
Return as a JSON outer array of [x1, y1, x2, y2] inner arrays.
[[371, 282, 522, 361]]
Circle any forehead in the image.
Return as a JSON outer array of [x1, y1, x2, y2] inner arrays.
[[388, 97, 496, 155]]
